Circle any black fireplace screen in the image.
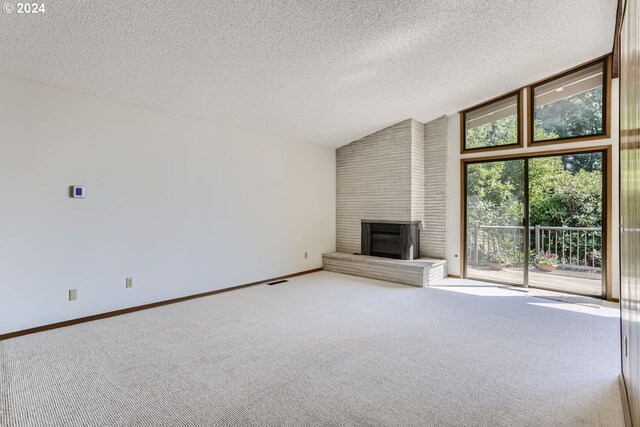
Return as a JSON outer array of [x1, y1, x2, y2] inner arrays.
[[361, 221, 420, 260]]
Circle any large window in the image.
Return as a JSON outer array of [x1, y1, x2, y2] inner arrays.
[[530, 58, 609, 144], [464, 150, 606, 297], [461, 91, 521, 153]]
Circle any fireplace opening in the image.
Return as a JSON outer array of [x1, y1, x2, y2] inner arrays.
[[361, 220, 420, 260]]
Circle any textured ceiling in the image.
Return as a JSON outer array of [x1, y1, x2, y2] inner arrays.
[[0, 1, 617, 147]]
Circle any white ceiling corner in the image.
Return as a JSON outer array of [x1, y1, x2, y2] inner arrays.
[[0, 0, 617, 147]]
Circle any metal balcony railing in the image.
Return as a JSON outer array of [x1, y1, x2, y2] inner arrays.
[[467, 224, 602, 272]]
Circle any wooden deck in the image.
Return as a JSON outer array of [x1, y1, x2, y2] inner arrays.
[[466, 267, 603, 296]]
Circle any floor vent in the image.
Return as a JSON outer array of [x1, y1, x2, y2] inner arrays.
[[267, 280, 288, 286]]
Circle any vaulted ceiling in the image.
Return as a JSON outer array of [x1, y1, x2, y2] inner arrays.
[[0, 0, 617, 147]]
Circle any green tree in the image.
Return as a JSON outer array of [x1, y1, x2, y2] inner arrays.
[[466, 116, 517, 149], [534, 87, 603, 141], [528, 156, 602, 227], [465, 95, 604, 267]]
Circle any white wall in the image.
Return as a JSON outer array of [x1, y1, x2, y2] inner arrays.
[[0, 76, 336, 335], [445, 80, 620, 300]]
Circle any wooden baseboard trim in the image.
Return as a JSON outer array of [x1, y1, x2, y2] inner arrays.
[[447, 274, 461, 278], [0, 267, 323, 341]]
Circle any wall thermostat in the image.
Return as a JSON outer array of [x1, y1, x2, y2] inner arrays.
[[70, 185, 86, 198]]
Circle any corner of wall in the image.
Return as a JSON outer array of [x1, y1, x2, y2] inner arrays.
[[411, 120, 425, 223], [422, 116, 449, 259]]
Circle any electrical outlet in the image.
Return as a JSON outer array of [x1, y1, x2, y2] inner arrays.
[[304, 251, 308, 259], [69, 289, 78, 301], [126, 277, 133, 289]]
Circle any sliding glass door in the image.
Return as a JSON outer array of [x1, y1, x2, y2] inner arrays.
[[465, 159, 526, 286], [464, 151, 605, 297], [527, 152, 604, 296]]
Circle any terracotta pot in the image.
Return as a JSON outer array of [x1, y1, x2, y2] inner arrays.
[[536, 264, 556, 272], [488, 262, 505, 271]]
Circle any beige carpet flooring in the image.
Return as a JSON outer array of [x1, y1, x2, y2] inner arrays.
[[0, 272, 624, 426]]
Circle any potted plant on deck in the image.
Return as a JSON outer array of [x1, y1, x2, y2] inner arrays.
[[535, 250, 558, 272], [487, 247, 509, 271]]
